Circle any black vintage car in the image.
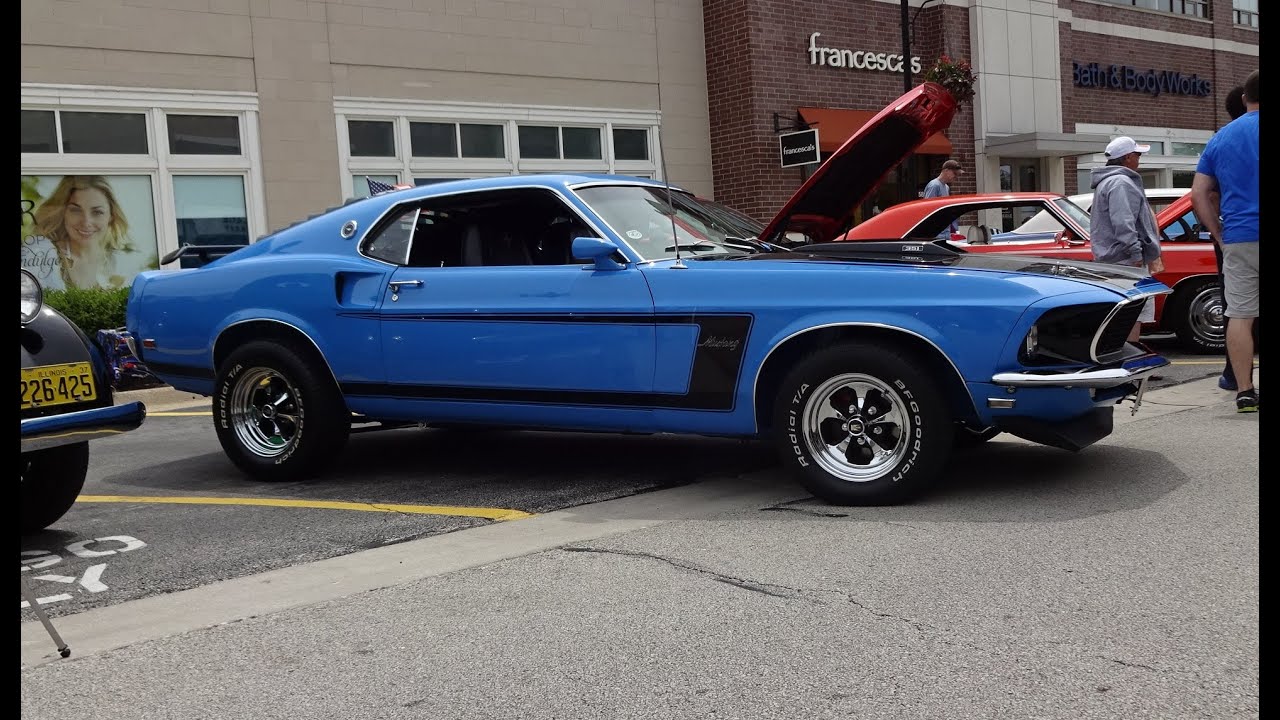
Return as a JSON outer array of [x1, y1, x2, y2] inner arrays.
[[20, 269, 147, 535]]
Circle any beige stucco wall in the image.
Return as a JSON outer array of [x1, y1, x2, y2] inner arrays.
[[21, 0, 712, 231]]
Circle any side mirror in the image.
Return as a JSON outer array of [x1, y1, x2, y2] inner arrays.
[[571, 236, 626, 271]]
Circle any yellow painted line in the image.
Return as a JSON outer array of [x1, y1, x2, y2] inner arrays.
[[1168, 360, 1259, 366], [150, 411, 213, 416], [75, 495, 533, 521]]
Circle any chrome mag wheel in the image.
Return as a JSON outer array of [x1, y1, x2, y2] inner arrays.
[[230, 367, 302, 458], [802, 373, 909, 483], [1186, 284, 1226, 346]]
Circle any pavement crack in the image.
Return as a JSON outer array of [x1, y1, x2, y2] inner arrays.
[[1101, 656, 1159, 672], [561, 546, 805, 600]]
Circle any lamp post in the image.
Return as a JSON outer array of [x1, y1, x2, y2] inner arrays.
[[899, 0, 940, 202]]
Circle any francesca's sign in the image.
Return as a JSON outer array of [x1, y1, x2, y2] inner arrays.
[[779, 129, 820, 168], [808, 33, 922, 75]]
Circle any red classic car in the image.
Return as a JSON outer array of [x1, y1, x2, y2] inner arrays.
[[842, 191, 1221, 353]]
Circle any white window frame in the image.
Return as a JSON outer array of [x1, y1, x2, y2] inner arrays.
[[21, 83, 265, 269], [333, 98, 661, 199]]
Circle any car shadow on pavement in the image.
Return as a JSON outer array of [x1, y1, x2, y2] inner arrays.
[[89, 428, 781, 513], [771, 440, 1188, 524]]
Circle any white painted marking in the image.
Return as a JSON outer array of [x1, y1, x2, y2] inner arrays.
[[65, 535, 147, 558], [20, 550, 61, 571], [78, 564, 109, 593], [31, 574, 76, 584], [20, 594, 72, 609]]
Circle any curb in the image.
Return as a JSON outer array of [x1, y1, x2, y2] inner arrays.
[[114, 385, 209, 413]]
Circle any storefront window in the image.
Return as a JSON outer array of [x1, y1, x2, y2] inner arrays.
[[562, 127, 602, 160], [460, 124, 504, 158], [348, 120, 396, 157], [612, 129, 649, 161], [167, 115, 241, 155], [61, 112, 150, 154], [23, 85, 263, 287], [172, 176, 249, 268], [519, 126, 560, 159], [336, 101, 660, 198], [21, 174, 159, 290], [21, 111, 57, 153]]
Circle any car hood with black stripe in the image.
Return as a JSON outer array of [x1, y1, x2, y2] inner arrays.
[[740, 240, 1164, 296]]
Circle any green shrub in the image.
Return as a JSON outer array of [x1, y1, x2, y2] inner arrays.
[[42, 286, 130, 340]]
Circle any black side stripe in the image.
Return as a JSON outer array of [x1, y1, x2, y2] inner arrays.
[[149, 313, 754, 412]]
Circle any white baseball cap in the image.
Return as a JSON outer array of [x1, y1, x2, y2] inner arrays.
[[1104, 136, 1151, 158]]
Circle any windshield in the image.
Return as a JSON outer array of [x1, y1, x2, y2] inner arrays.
[[574, 185, 764, 260], [1007, 197, 1091, 236]]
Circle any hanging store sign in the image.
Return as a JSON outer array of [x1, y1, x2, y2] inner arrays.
[[779, 129, 820, 168]]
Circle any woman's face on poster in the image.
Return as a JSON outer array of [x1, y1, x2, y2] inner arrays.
[[63, 187, 110, 247]]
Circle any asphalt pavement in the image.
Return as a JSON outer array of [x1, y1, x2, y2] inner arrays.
[[19, 374, 1259, 720]]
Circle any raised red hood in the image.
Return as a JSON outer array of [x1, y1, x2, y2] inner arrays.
[[759, 82, 958, 245]]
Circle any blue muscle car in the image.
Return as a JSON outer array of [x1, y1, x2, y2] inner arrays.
[[125, 83, 1169, 505]]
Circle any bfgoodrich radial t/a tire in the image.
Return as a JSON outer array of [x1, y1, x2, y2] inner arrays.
[[214, 340, 349, 482], [774, 342, 954, 505]]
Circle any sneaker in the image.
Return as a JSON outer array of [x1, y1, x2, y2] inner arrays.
[[1236, 389, 1259, 413], [1218, 374, 1238, 391]]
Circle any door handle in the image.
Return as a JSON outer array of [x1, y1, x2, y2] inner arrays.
[[388, 279, 423, 302]]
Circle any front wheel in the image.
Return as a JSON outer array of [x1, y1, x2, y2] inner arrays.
[[1166, 276, 1226, 354], [214, 340, 350, 482], [773, 343, 954, 505], [21, 443, 90, 535]]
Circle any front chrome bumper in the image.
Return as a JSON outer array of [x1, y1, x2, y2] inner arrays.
[[21, 401, 147, 453], [991, 353, 1169, 389]]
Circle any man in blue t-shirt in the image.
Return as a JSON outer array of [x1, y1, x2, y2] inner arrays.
[[1191, 69, 1259, 412], [923, 159, 962, 239]]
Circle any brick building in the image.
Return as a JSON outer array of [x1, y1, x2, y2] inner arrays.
[[702, 0, 1258, 230]]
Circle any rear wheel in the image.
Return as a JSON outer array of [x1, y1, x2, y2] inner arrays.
[[214, 341, 349, 481], [773, 343, 954, 505], [1166, 276, 1225, 354], [21, 443, 89, 535]]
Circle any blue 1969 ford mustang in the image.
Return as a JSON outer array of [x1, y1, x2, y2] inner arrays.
[[125, 83, 1169, 505]]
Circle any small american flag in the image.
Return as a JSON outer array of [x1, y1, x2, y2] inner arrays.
[[366, 177, 401, 196]]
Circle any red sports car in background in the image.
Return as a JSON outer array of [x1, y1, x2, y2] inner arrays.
[[842, 191, 1221, 354]]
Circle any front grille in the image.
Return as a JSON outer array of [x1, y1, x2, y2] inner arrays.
[[1093, 299, 1146, 362]]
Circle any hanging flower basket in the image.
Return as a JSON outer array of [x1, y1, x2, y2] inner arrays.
[[924, 55, 976, 104]]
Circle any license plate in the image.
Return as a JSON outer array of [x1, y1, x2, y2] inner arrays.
[[20, 362, 98, 410]]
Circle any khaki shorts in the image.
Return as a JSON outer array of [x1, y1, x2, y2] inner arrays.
[[1222, 241, 1259, 318]]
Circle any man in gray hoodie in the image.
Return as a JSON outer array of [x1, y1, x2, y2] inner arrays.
[[1089, 136, 1164, 342]]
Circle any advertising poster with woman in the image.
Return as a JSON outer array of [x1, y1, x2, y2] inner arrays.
[[21, 175, 159, 291]]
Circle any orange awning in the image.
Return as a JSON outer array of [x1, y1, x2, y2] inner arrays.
[[797, 107, 953, 156]]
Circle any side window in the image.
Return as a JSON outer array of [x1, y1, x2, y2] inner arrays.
[[403, 188, 601, 268], [363, 206, 419, 265], [1163, 209, 1203, 244]]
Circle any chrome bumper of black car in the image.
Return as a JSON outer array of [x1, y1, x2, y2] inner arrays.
[[991, 353, 1169, 389], [21, 401, 147, 453]]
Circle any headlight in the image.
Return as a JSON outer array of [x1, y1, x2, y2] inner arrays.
[[20, 269, 43, 325]]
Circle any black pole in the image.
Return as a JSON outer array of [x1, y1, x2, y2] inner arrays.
[[900, 0, 913, 203], [901, 0, 911, 93]]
